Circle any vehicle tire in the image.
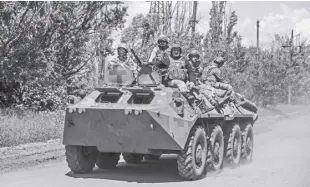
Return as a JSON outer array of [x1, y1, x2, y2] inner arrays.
[[65, 145, 99, 174], [225, 124, 242, 167], [122, 153, 144, 164], [144, 154, 161, 161], [241, 124, 254, 162], [207, 125, 224, 173], [96, 153, 120, 169], [177, 125, 208, 180]]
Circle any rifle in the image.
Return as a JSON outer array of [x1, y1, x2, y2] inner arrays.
[[130, 48, 142, 67], [129, 48, 157, 84]]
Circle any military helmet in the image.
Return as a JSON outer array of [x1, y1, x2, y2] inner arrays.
[[117, 43, 129, 52], [158, 35, 168, 43], [171, 44, 182, 53], [213, 57, 225, 64], [188, 49, 200, 58]]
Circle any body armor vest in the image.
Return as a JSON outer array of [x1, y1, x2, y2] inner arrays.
[[167, 58, 187, 80]]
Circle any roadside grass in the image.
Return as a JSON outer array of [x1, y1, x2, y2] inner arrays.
[[0, 104, 309, 148], [0, 109, 65, 147]]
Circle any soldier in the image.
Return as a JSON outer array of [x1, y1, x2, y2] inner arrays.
[[203, 56, 226, 83], [196, 57, 236, 115], [201, 56, 234, 96], [108, 42, 138, 77], [184, 49, 203, 86], [166, 44, 192, 101], [199, 57, 233, 103], [182, 49, 210, 113], [147, 34, 170, 70], [196, 76, 219, 108], [166, 44, 187, 91]]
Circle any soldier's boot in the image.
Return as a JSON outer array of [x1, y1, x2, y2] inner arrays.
[[181, 91, 201, 113]]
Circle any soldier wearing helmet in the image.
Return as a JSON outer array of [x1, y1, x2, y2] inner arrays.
[[165, 45, 204, 114], [147, 34, 170, 70], [166, 44, 189, 94], [198, 56, 234, 108], [181, 49, 209, 113], [185, 49, 203, 85], [198, 74, 233, 108], [202, 56, 226, 83], [108, 42, 138, 77]]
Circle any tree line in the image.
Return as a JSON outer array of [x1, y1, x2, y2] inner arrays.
[[0, 1, 309, 111]]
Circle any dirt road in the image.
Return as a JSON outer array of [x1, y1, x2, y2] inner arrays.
[[1, 112, 310, 187]]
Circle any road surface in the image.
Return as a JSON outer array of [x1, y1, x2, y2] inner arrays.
[[1, 112, 310, 187]]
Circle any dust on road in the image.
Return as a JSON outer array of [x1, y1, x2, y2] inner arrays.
[[1, 112, 310, 187]]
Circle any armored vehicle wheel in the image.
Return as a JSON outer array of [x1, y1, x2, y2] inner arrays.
[[144, 154, 161, 161], [122, 153, 144, 164], [177, 125, 208, 180], [96, 153, 120, 169], [207, 125, 224, 173], [225, 124, 242, 167], [242, 124, 254, 162], [65, 145, 99, 174]]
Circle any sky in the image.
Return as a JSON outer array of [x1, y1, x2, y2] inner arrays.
[[113, 1, 310, 49]]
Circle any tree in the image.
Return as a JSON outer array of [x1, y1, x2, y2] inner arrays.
[[0, 1, 128, 110]]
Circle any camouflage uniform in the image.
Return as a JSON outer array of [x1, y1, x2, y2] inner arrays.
[[196, 80, 218, 107], [166, 44, 188, 92], [108, 57, 137, 73], [197, 76, 233, 107], [146, 35, 171, 85], [180, 49, 210, 113], [184, 49, 203, 85], [202, 57, 226, 83], [199, 57, 233, 107], [147, 35, 170, 70], [108, 43, 138, 77]]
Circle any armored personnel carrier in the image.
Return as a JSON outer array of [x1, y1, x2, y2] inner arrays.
[[63, 63, 258, 180]]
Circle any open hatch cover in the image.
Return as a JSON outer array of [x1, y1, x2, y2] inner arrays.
[[95, 87, 122, 94], [125, 88, 154, 95]]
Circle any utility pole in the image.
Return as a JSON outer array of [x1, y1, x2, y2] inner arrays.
[[290, 29, 294, 64], [282, 29, 296, 64], [256, 20, 260, 58], [189, 1, 198, 48], [281, 29, 299, 105], [288, 29, 294, 105], [191, 1, 198, 34], [191, 1, 198, 36]]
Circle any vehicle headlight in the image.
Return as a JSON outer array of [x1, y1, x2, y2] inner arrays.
[[78, 108, 85, 114], [124, 109, 132, 115], [68, 108, 74, 113], [134, 109, 142, 115]]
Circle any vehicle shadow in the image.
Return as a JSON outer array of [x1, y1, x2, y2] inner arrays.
[[65, 155, 187, 183]]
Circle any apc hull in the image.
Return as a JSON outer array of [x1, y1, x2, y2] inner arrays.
[[62, 85, 258, 180], [63, 108, 188, 154]]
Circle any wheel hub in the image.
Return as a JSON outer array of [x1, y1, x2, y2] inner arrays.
[[195, 144, 203, 166], [213, 142, 220, 164], [246, 136, 253, 155], [233, 137, 239, 157]]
